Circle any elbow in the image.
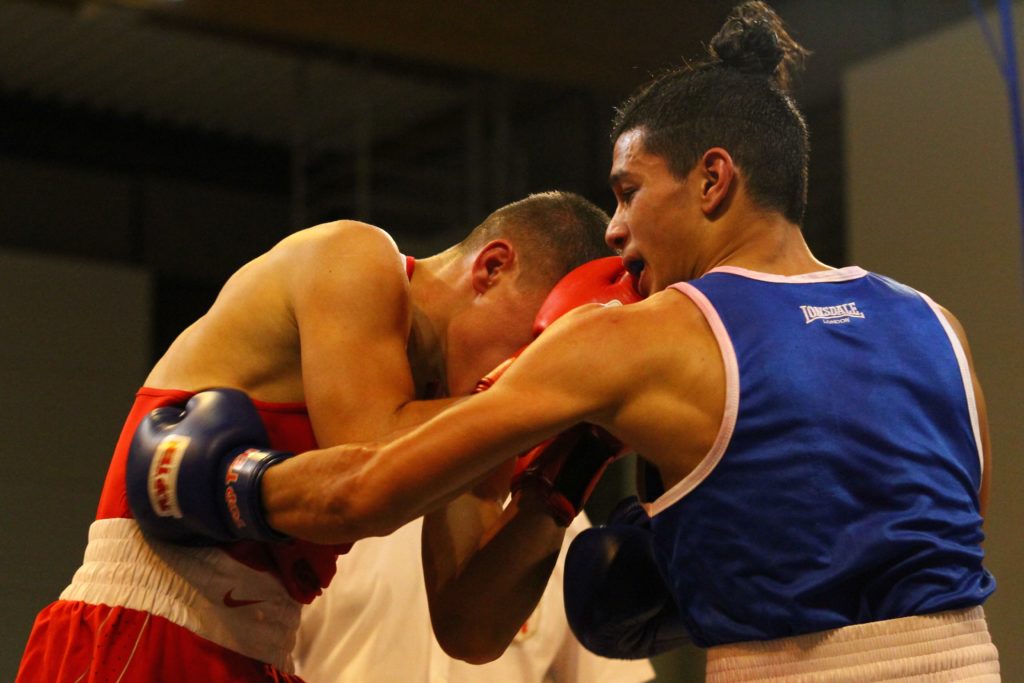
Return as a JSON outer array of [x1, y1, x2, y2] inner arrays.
[[453, 646, 506, 667], [432, 619, 509, 665], [429, 592, 519, 664]]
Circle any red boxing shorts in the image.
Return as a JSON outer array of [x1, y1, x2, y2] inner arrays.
[[17, 601, 305, 682]]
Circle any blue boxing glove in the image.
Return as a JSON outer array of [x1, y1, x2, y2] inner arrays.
[[126, 388, 294, 545], [564, 496, 690, 659]]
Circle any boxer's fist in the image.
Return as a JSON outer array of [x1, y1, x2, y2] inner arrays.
[[564, 496, 690, 658], [126, 388, 294, 545], [532, 256, 642, 335], [475, 258, 639, 521], [475, 257, 642, 394], [511, 424, 625, 526]]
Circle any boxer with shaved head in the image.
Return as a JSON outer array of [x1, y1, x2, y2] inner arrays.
[[16, 190, 619, 682]]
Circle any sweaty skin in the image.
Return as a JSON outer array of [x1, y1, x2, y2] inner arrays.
[[145, 219, 576, 662], [145, 219, 554, 447], [145, 222, 427, 446]]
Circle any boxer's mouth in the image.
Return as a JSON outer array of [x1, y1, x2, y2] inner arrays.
[[623, 257, 648, 296], [624, 258, 645, 279]]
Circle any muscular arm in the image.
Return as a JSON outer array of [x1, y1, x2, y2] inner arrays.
[[291, 226, 569, 660], [290, 221, 457, 445], [263, 301, 653, 544], [261, 292, 705, 660], [421, 480, 565, 663]]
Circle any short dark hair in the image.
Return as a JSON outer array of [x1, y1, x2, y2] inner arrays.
[[460, 191, 612, 289], [611, 1, 811, 224]]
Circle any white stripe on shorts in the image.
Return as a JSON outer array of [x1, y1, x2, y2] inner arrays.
[[59, 518, 302, 673]]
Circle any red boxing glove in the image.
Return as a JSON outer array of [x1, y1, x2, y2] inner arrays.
[[511, 257, 638, 523], [511, 425, 626, 526], [473, 257, 639, 523], [532, 256, 642, 335], [474, 256, 641, 393]]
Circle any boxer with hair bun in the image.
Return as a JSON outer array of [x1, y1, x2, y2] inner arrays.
[[255, 3, 1001, 680]]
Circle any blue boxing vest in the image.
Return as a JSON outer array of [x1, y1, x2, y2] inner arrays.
[[648, 266, 994, 647]]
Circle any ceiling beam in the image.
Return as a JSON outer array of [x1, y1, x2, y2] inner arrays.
[[85, 0, 734, 92]]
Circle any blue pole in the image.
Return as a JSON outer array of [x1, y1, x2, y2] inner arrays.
[[1000, 0, 1024, 295], [972, 0, 1024, 293]]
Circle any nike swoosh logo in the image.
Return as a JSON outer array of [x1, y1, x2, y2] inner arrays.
[[223, 589, 264, 608]]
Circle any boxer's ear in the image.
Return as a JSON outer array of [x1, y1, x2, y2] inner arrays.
[[699, 147, 736, 216], [470, 240, 515, 293]]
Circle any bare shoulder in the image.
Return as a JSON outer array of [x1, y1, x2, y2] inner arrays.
[[540, 287, 709, 357], [521, 287, 715, 403], [278, 220, 402, 271], [932, 301, 969, 343], [312, 220, 400, 252], [920, 299, 982, 369], [509, 287, 724, 470], [934, 298, 990, 385], [927, 299, 991, 511], [271, 221, 406, 301]]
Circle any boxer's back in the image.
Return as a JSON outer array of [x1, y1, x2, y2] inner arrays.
[[144, 221, 404, 404]]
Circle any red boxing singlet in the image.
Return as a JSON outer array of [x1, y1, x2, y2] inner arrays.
[[96, 388, 348, 603], [20, 254, 418, 680]]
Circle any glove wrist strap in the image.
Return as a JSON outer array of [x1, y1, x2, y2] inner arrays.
[[222, 449, 294, 542]]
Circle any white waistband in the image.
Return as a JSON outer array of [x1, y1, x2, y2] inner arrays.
[[60, 518, 302, 673], [705, 606, 1000, 682]]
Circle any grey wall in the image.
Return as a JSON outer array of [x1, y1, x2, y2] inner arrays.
[[845, 7, 1024, 679], [0, 249, 151, 679]]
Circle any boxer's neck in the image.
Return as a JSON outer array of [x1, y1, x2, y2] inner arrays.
[[405, 251, 464, 399]]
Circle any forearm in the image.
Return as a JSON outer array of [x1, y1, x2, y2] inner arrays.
[[388, 396, 464, 438], [261, 443, 389, 544], [264, 363, 596, 545], [314, 395, 466, 448], [262, 413, 528, 544], [422, 486, 565, 664], [260, 396, 471, 543]]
